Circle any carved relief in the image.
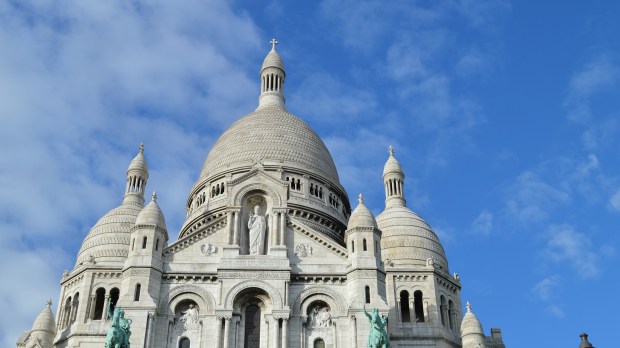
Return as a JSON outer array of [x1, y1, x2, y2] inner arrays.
[[200, 243, 217, 255], [294, 244, 313, 257]]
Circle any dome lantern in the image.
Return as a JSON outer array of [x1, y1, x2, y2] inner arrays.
[[258, 38, 286, 109], [383, 145, 406, 208], [124, 143, 149, 205]]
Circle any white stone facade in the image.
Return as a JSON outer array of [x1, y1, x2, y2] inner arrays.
[[18, 43, 505, 348]]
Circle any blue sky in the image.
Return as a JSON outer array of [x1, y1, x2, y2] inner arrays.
[[1, 0, 618, 346]]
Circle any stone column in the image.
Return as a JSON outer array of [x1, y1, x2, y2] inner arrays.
[[233, 210, 240, 246], [350, 316, 357, 348], [223, 316, 231, 348], [226, 212, 233, 245], [395, 299, 401, 322], [272, 317, 279, 348], [300, 316, 307, 348], [101, 295, 110, 320], [269, 214, 275, 247], [279, 211, 286, 246], [88, 295, 96, 320], [281, 318, 288, 348], [215, 317, 222, 348]]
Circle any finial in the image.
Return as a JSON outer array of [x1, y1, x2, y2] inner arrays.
[[139, 143, 144, 154], [270, 38, 279, 51], [46, 299, 52, 308], [151, 191, 157, 202], [358, 193, 364, 205], [388, 145, 394, 157], [466, 301, 472, 312]]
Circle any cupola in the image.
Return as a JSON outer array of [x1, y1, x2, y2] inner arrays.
[[124, 143, 149, 205], [460, 302, 486, 348], [258, 38, 286, 109], [383, 145, 406, 208], [135, 192, 167, 230]]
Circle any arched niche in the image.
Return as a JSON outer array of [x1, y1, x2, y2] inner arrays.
[[225, 281, 283, 310], [162, 285, 216, 316], [293, 286, 348, 317]]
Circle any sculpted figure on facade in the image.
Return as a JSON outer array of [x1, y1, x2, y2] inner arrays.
[[180, 304, 199, 329], [248, 205, 266, 255], [105, 305, 132, 348]]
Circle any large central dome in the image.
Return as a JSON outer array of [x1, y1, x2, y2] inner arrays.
[[199, 105, 340, 186]]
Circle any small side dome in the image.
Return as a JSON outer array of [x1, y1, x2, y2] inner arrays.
[[383, 145, 403, 177], [461, 302, 484, 336], [31, 300, 56, 334], [135, 192, 166, 229], [348, 194, 378, 229], [127, 143, 148, 173]]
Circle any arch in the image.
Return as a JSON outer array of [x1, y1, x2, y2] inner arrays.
[[224, 280, 283, 310], [365, 286, 371, 304], [400, 290, 411, 322], [93, 287, 106, 320], [134, 284, 141, 301], [164, 285, 216, 315], [233, 182, 283, 207], [448, 299, 455, 329], [292, 285, 348, 316], [244, 303, 261, 347], [351, 240, 355, 253], [314, 338, 326, 348], [440, 295, 446, 326], [414, 290, 425, 322], [363, 239, 367, 252], [178, 337, 190, 348], [109, 288, 120, 314], [142, 236, 147, 249]]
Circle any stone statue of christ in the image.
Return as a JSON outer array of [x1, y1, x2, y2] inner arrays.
[[248, 205, 266, 255]]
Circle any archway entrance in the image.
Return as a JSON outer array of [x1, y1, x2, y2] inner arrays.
[[244, 304, 261, 347]]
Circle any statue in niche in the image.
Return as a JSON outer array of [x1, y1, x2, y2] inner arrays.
[[180, 304, 199, 329], [309, 305, 331, 328], [248, 205, 266, 255]]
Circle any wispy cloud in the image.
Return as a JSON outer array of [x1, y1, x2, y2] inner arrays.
[[544, 224, 608, 279], [531, 275, 565, 319], [564, 55, 619, 123], [469, 210, 493, 235]]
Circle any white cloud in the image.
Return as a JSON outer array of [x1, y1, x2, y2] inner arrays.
[[564, 55, 619, 123], [547, 304, 565, 319], [610, 189, 620, 212], [544, 224, 607, 279], [505, 171, 571, 222], [470, 210, 493, 235], [531, 275, 560, 301], [0, 1, 262, 346]]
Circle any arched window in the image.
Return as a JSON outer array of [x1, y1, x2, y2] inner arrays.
[[179, 337, 190, 348], [400, 291, 411, 322], [365, 286, 371, 304], [351, 241, 355, 253], [314, 338, 326, 348], [155, 238, 159, 251], [448, 299, 454, 329], [440, 295, 446, 326], [131, 238, 135, 251], [134, 284, 141, 302], [244, 304, 261, 347], [109, 288, 120, 315], [363, 239, 367, 251], [142, 236, 147, 249], [93, 288, 106, 320], [71, 293, 79, 323], [63, 296, 72, 328], [414, 290, 425, 322]]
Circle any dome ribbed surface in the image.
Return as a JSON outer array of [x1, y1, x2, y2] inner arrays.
[[348, 197, 377, 229], [383, 154, 403, 177], [76, 202, 142, 267], [461, 307, 484, 336], [136, 199, 166, 229], [377, 206, 448, 269], [199, 106, 341, 187], [31, 302, 55, 333], [127, 148, 148, 174], [262, 49, 284, 71]]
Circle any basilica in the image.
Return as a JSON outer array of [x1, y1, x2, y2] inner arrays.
[[17, 42, 505, 348]]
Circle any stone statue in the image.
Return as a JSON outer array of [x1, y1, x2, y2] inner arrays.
[[105, 302, 132, 348], [180, 304, 199, 329], [248, 205, 266, 255], [364, 305, 389, 348]]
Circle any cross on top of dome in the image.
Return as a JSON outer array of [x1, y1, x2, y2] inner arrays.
[[388, 145, 394, 156], [270, 38, 279, 51]]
